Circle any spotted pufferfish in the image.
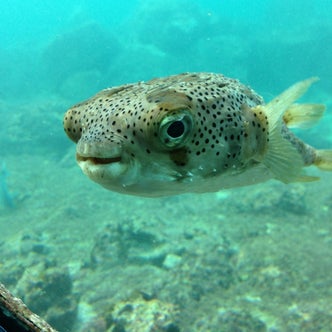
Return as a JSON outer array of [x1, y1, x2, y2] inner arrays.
[[63, 72, 332, 196]]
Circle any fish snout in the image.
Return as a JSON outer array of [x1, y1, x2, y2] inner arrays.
[[63, 108, 83, 143]]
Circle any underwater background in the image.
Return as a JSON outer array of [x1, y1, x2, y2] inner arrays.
[[1, 0, 332, 331]]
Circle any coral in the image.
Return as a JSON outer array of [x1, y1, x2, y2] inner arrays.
[[88, 222, 166, 269], [15, 263, 78, 331], [159, 234, 238, 305], [232, 182, 308, 216], [285, 302, 332, 331], [217, 309, 267, 332], [109, 294, 179, 332], [0, 232, 78, 331]]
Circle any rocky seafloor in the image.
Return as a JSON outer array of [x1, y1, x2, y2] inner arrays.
[[1, 142, 331, 331], [1, 1, 332, 330]]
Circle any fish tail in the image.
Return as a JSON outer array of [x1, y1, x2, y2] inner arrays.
[[314, 150, 332, 171], [283, 103, 325, 128], [261, 78, 323, 183]]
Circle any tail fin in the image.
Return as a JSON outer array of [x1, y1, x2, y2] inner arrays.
[[315, 150, 332, 171], [283, 103, 325, 128]]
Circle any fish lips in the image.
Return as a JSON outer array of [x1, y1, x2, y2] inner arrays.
[[76, 141, 122, 165], [78, 155, 128, 183], [76, 154, 122, 165], [75, 142, 129, 183]]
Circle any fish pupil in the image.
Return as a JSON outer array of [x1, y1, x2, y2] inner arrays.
[[167, 120, 185, 138]]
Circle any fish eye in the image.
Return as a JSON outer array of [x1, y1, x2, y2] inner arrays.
[[159, 111, 193, 148], [167, 120, 185, 138]]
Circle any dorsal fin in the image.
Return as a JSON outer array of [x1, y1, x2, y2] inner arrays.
[[265, 77, 319, 131]]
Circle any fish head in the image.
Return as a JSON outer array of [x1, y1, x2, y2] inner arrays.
[[63, 73, 260, 196]]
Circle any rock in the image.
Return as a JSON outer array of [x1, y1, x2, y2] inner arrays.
[[15, 263, 78, 331], [163, 254, 182, 270], [88, 222, 165, 269], [110, 294, 179, 332]]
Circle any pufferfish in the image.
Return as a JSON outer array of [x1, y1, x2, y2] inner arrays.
[[63, 72, 332, 196]]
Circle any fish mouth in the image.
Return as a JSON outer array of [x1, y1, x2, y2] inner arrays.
[[75, 141, 123, 165], [75, 142, 140, 190], [76, 154, 122, 165], [75, 147, 131, 186]]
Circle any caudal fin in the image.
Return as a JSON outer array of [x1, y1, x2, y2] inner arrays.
[[315, 150, 332, 171], [283, 103, 325, 128]]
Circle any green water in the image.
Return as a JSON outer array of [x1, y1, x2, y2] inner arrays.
[[0, 1, 331, 331]]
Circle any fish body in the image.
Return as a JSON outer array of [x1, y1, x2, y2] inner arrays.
[[63, 73, 332, 196]]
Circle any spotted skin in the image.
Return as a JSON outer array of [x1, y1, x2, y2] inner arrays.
[[63, 72, 331, 196]]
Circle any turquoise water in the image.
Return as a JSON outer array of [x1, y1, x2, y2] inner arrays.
[[0, 1, 332, 331]]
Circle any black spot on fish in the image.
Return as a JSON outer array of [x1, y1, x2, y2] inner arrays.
[[170, 148, 188, 166]]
